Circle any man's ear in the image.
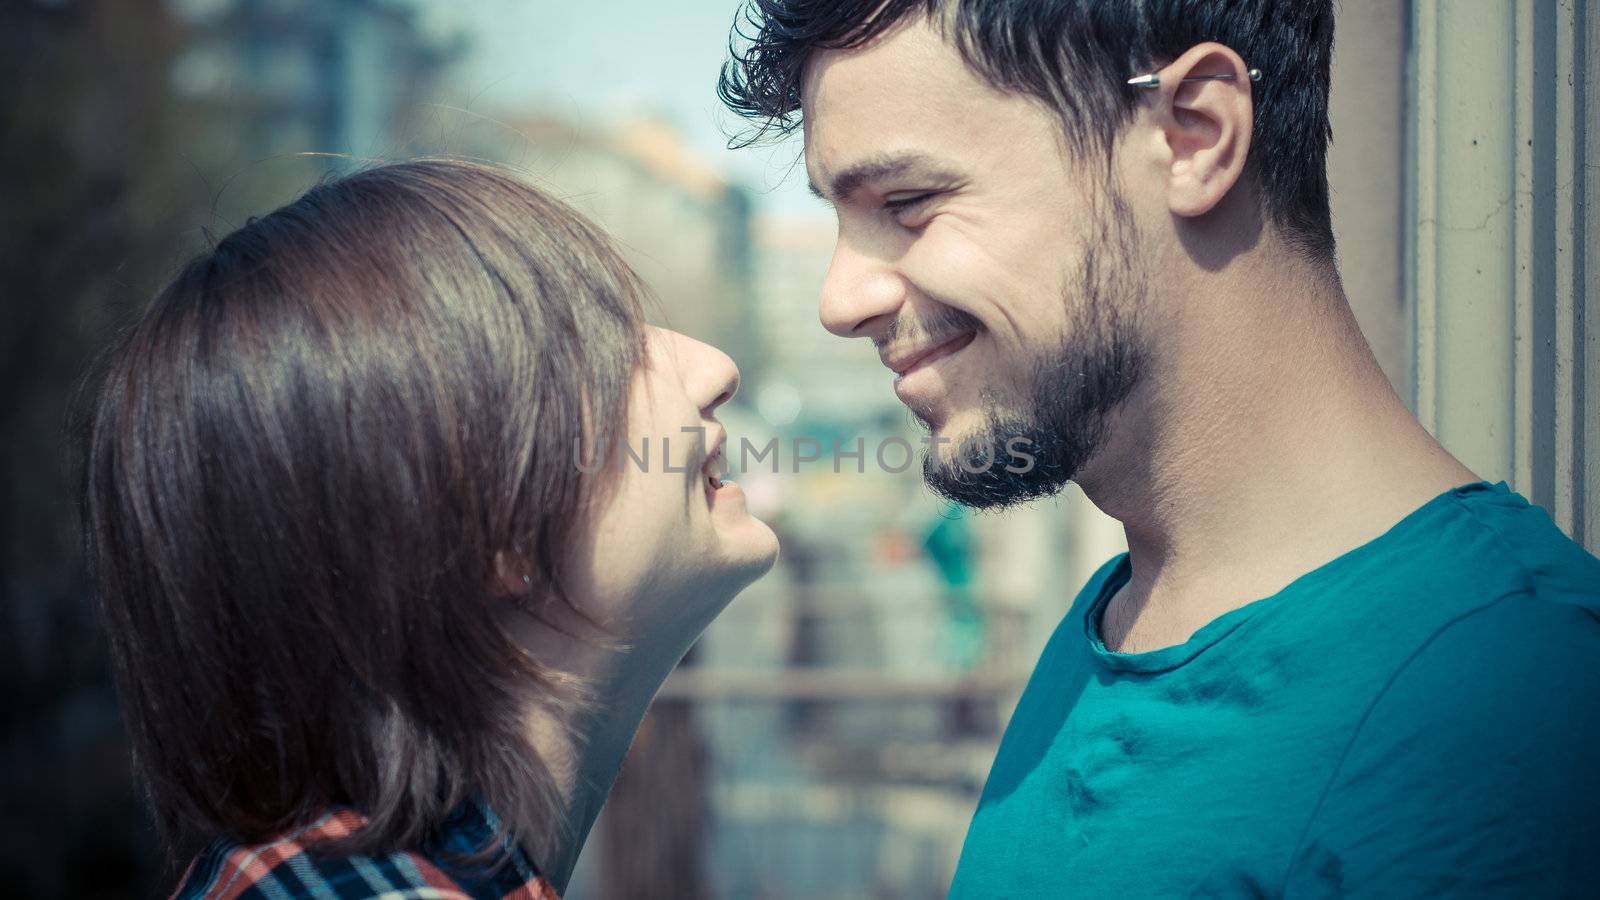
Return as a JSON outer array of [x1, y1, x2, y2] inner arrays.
[[1141, 42, 1255, 219]]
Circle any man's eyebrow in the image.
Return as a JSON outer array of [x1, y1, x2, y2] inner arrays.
[[808, 152, 959, 203]]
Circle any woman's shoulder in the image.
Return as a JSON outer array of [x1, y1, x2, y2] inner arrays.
[[171, 806, 559, 900]]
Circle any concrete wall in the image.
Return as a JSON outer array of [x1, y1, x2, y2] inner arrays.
[[1410, 0, 1597, 550]]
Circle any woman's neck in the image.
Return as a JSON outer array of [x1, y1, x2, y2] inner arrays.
[[511, 610, 710, 891]]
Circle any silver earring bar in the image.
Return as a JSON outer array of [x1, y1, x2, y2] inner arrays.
[[1126, 67, 1262, 89]]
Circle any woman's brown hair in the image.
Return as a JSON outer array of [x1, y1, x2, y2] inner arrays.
[[80, 159, 646, 863]]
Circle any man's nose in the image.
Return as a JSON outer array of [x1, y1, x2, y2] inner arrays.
[[818, 236, 906, 339]]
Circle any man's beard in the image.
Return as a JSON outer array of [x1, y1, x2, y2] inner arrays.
[[923, 184, 1148, 510]]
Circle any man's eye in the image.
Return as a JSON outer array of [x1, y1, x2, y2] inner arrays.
[[883, 193, 934, 213]]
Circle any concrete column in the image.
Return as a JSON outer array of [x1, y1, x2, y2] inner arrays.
[[1410, 0, 1596, 549]]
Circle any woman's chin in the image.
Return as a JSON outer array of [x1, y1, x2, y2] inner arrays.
[[655, 536, 777, 639], [712, 517, 781, 586]]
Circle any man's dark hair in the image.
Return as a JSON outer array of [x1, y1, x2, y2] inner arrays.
[[720, 0, 1337, 262], [80, 160, 645, 864]]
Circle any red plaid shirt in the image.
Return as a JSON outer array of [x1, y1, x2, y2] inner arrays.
[[170, 801, 559, 899]]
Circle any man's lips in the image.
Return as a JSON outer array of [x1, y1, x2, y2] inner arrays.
[[880, 330, 977, 378]]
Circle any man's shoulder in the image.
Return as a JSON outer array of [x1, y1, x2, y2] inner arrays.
[[1283, 490, 1600, 895], [1351, 482, 1599, 631], [1284, 584, 1600, 894], [1458, 487, 1600, 610], [1413, 583, 1599, 691], [1331, 581, 1600, 784], [1347, 489, 1600, 733]]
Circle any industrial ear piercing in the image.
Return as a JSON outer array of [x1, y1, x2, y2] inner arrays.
[[1126, 67, 1262, 89]]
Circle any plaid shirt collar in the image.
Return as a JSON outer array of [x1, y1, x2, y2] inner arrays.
[[171, 799, 559, 899]]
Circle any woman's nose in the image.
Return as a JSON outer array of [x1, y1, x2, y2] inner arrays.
[[698, 343, 740, 413], [659, 328, 739, 412]]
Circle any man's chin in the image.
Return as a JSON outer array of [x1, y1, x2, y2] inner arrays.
[[915, 407, 985, 451], [918, 407, 1083, 510]]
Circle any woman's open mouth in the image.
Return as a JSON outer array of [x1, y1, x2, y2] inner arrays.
[[702, 446, 731, 498]]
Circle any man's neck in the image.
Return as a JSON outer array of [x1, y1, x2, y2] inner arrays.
[[1079, 262, 1476, 653]]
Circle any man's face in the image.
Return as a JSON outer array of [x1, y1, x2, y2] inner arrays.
[[801, 17, 1149, 507]]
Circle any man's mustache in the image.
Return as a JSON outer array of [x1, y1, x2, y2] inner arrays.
[[873, 305, 985, 353]]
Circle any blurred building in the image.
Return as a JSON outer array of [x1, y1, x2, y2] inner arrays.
[[751, 216, 898, 428], [459, 113, 765, 384], [168, 0, 463, 165]]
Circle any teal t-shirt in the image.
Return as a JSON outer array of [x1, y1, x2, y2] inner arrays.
[[950, 482, 1600, 898]]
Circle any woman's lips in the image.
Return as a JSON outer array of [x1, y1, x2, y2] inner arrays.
[[706, 477, 743, 506], [701, 444, 736, 505]]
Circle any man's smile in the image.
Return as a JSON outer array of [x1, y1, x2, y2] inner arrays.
[[880, 328, 977, 379]]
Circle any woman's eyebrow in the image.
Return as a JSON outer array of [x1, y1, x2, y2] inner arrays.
[[808, 151, 962, 203]]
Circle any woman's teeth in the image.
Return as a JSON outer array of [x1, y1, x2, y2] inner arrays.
[[703, 451, 729, 490]]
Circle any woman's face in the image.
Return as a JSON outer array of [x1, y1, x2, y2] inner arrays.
[[566, 327, 778, 640]]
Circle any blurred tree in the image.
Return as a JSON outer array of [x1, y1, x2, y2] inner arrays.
[[0, 1, 199, 896], [0, 1, 458, 895]]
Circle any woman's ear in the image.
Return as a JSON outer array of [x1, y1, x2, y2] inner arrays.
[[1140, 42, 1255, 219], [491, 549, 534, 598]]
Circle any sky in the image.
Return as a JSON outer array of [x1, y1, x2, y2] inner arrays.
[[445, 0, 825, 219]]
